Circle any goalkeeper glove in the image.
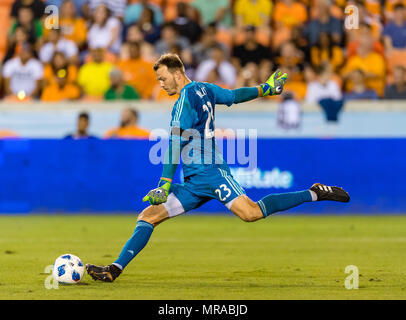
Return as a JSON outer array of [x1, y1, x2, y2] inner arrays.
[[142, 178, 171, 205], [260, 69, 288, 96]]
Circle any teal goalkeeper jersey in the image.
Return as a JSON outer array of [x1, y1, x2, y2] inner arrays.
[[168, 81, 236, 179]]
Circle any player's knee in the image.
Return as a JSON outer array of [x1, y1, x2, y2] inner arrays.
[[231, 196, 263, 222], [137, 204, 169, 226], [239, 209, 261, 222], [235, 205, 262, 222]]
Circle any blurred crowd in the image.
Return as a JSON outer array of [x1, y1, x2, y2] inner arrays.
[[0, 0, 406, 105]]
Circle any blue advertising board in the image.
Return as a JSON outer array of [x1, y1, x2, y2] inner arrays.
[[0, 138, 404, 214]]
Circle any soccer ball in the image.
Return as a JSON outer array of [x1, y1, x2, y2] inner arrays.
[[52, 254, 85, 284]]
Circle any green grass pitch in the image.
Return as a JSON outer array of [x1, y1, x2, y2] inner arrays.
[[0, 214, 405, 300]]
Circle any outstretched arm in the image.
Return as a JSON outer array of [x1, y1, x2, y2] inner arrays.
[[208, 69, 288, 106]]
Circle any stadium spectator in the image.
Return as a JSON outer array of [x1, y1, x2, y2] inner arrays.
[[305, 63, 342, 104], [232, 25, 271, 68], [195, 44, 237, 88], [345, 0, 382, 42], [305, 63, 345, 124], [191, 0, 232, 28], [58, 0, 87, 50], [347, 23, 385, 58], [125, 24, 144, 43], [105, 107, 150, 139], [290, 25, 310, 62], [88, 0, 127, 19], [258, 59, 274, 83], [87, 4, 122, 54], [343, 69, 379, 100], [384, 65, 406, 99], [273, 0, 308, 30], [310, 32, 344, 72], [10, 0, 45, 21], [41, 67, 80, 102], [2, 42, 43, 100], [9, 5, 43, 45], [173, 2, 203, 44], [384, 0, 406, 21], [383, 4, 406, 51], [136, 6, 161, 44], [116, 41, 156, 99], [236, 62, 260, 88], [341, 28, 386, 97], [44, 0, 88, 15], [43, 51, 78, 86], [123, 25, 157, 62], [191, 23, 228, 66], [39, 28, 79, 65], [304, 0, 342, 46], [77, 48, 114, 98], [3, 26, 31, 63], [1, 0, 403, 104], [104, 68, 140, 100], [124, 0, 163, 27], [274, 41, 304, 83], [274, 41, 307, 100], [154, 22, 190, 56], [277, 92, 301, 130], [364, 0, 382, 20], [271, 0, 308, 49], [205, 67, 231, 88], [234, 0, 272, 28], [65, 111, 97, 139]]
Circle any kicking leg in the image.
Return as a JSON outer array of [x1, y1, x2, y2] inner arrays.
[[229, 195, 264, 222], [230, 183, 349, 221], [86, 204, 169, 282], [86, 190, 191, 282]]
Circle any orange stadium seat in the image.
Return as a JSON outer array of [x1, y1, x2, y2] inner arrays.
[[0, 0, 14, 60]]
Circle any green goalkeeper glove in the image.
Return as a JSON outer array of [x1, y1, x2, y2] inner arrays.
[[142, 178, 171, 205], [260, 69, 288, 96]]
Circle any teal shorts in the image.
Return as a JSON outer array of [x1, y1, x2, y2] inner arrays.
[[163, 167, 246, 217]]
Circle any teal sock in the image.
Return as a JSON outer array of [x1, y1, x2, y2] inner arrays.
[[113, 220, 154, 270], [257, 190, 312, 218]]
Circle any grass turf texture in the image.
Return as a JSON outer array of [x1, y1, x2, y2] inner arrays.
[[0, 215, 405, 300]]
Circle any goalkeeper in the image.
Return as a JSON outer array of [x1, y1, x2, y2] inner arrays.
[[86, 54, 350, 282]]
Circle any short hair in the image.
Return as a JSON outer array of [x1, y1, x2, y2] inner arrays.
[[315, 62, 330, 75], [394, 3, 404, 11], [153, 53, 185, 73], [162, 22, 176, 31], [78, 112, 89, 120], [126, 107, 139, 119]]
